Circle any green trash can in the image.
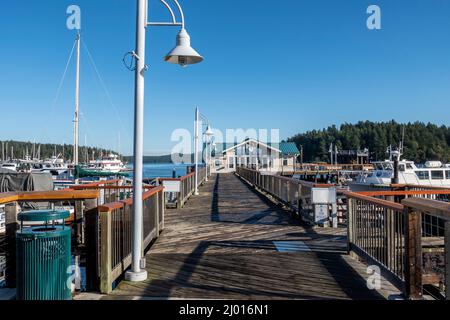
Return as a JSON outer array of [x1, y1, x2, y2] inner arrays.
[[16, 210, 72, 300]]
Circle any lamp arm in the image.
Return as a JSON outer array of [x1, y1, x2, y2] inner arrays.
[[147, 0, 183, 27], [173, 0, 186, 29], [199, 113, 209, 124], [160, 0, 177, 24]]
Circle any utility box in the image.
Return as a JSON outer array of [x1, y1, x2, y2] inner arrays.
[[299, 187, 338, 227], [16, 210, 72, 300]]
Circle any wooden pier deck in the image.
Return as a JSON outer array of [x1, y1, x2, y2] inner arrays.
[[106, 173, 399, 300]]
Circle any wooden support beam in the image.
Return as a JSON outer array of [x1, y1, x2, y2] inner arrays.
[[404, 207, 423, 300], [446, 221, 450, 300], [5, 202, 19, 288], [74, 201, 84, 246], [99, 210, 112, 294]]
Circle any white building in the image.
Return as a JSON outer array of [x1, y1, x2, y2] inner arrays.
[[210, 138, 300, 174]]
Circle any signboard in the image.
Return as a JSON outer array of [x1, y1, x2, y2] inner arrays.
[[311, 187, 337, 204], [162, 180, 181, 193]]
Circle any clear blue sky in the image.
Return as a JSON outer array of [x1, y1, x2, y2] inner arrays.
[[1, 0, 450, 155]]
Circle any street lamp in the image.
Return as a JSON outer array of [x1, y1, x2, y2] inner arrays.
[[194, 108, 212, 195], [204, 125, 214, 182], [127, 0, 203, 283]]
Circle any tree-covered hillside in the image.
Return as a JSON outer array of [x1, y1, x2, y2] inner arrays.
[[0, 140, 118, 162], [287, 121, 450, 163]]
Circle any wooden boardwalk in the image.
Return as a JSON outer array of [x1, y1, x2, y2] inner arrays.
[[107, 174, 399, 300]]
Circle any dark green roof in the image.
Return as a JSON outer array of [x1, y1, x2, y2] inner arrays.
[[278, 142, 300, 155]]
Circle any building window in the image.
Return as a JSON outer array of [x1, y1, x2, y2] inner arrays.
[[431, 170, 444, 180], [416, 171, 429, 180], [283, 159, 288, 166]]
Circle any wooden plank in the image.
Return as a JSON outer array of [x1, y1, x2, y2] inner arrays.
[[17, 190, 99, 201], [108, 173, 398, 300]]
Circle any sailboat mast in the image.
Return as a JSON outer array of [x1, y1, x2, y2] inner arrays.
[[74, 31, 81, 165]]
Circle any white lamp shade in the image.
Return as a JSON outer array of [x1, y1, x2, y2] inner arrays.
[[165, 28, 204, 66], [205, 125, 214, 137]]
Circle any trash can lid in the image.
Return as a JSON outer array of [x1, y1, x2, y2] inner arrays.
[[18, 210, 70, 222]]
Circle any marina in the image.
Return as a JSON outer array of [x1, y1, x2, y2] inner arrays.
[[1, 0, 450, 311]]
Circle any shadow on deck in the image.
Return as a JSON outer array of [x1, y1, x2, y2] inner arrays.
[[107, 173, 399, 300]]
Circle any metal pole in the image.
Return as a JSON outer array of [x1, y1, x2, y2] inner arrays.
[[125, 0, 148, 282], [74, 32, 80, 166], [194, 107, 199, 195], [205, 135, 209, 182]]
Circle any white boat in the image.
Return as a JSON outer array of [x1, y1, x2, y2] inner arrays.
[[86, 154, 126, 173], [0, 162, 18, 172], [349, 148, 450, 191], [31, 155, 69, 176]]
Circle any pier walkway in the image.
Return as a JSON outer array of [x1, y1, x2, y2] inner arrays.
[[106, 173, 398, 300]]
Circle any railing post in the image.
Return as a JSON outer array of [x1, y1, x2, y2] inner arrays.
[[99, 209, 112, 294], [347, 198, 353, 254], [159, 189, 165, 231], [404, 207, 423, 300], [74, 201, 84, 245], [155, 193, 160, 235], [5, 202, 20, 288], [446, 221, 450, 300]]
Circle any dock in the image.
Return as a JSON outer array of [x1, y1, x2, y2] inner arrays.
[[104, 174, 397, 300]]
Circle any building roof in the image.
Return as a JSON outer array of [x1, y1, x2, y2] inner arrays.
[[214, 139, 300, 156], [278, 142, 300, 156]]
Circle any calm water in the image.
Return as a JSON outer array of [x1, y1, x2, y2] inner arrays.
[[127, 163, 194, 179]]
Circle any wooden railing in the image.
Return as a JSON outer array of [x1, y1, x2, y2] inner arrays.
[[159, 167, 207, 208], [343, 189, 450, 300], [85, 186, 165, 294], [236, 167, 339, 227], [0, 190, 100, 288], [344, 191, 406, 289], [69, 179, 128, 205], [402, 198, 450, 300]]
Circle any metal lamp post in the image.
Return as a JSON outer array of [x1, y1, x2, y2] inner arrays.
[[194, 108, 212, 194], [204, 125, 214, 182], [126, 0, 203, 283]]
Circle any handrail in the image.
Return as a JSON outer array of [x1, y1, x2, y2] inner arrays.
[[122, 186, 164, 205], [158, 171, 196, 182], [0, 190, 100, 205], [359, 190, 450, 197], [391, 184, 450, 190], [238, 167, 334, 188], [70, 179, 121, 190], [403, 198, 450, 220], [98, 186, 164, 212], [342, 190, 405, 212]]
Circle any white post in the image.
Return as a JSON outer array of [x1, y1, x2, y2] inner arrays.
[[125, 0, 148, 282], [194, 107, 200, 195], [205, 136, 209, 182], [74, 32, 80, 166]]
